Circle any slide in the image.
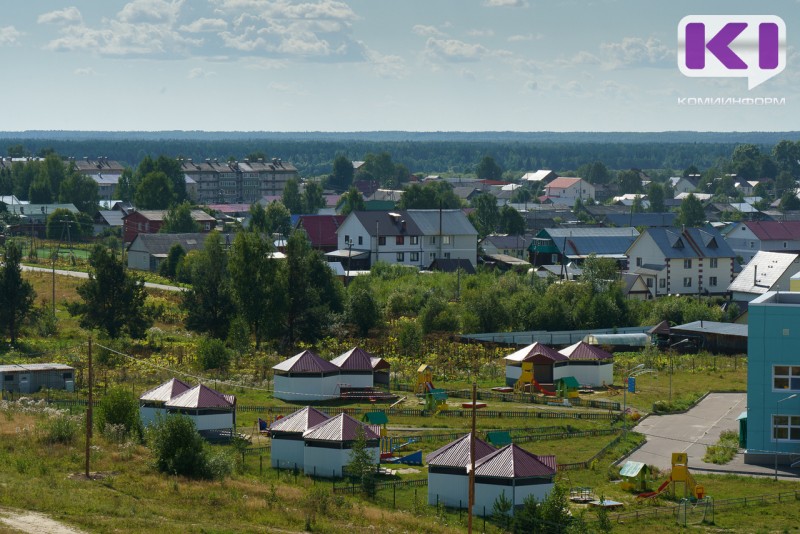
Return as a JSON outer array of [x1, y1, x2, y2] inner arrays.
[[533, 380, 556, 397], [637, 479, 670, 500]]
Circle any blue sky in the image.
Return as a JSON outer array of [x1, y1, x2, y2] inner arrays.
[[1, 0, 798, 132]]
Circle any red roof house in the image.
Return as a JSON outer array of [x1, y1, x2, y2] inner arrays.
[[302, 413, 381, 478], [270, 406, 331, 470]]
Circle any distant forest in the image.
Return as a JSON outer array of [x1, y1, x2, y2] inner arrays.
[[1, 131, 799, 176]]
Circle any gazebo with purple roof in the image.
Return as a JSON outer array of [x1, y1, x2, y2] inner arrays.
[[557, 341, 614, 387], [272, 350, 341, 401]]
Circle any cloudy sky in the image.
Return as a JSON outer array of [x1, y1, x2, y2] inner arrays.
[[1, 0, 798, 132]]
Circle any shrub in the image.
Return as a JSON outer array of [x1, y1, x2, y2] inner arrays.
[[96, 387, 143, 440], [196, 336, 232, 371], [147, 414, 211, 479], [42, 412, 80, 445], [207, 449, 235, 479]]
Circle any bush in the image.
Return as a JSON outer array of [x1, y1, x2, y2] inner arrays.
[[196, 336, 232, 371], [96, 387, 142, 440], [207, 449, 235, 479], [42, 412, 80, 445], [147, 414, 211, 479]]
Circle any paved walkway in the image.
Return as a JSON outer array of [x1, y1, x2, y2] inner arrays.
[[626, 392, 800, 479], [22, 265, 184, 292]]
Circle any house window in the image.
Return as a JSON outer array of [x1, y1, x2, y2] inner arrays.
[[378, 236, 386, 246], [410, 236, 419, 245], [429, 236, 436, 245], [636, 257, 642, 267], [358, 236, 363, 245], [551, 254, 559, 264], [4, 375, 12, 381], [430, 253, 436, 260], [683, 259, 692, 269], [683, 277, 692, 287], [344, 235, 350, 244], [396, 236, 404, 245], [410, 252, 419, 262], [773, 415, 800, 441], [443, 236, 452, 245], [659, 279, 666, 288], [773, 365, 800, 391], [444, 252, 451, 259], [646, 278, 653, 288], [396, 252, 404, 262], [785, 242, 788, 249], [750, 241, 754, 248], [710, 258, 718, 268], [709, 276, 717, 286]]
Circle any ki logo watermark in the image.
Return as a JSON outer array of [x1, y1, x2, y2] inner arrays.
[[678, 15, 786, 90]]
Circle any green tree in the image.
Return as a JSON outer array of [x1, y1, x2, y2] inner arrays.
[[582, 254, 619, 292], [302, 181, 325, 214], [182, 232, 235, 339], [647, 182, 666, 212], [498, 205, 526, 235], [158, 243, 186, 279], [476, 155, 503, 180], [248, 203, 268, 233], [773, 140, 800, 176], [677, 193, 705, 227], [228, 231, 283, 348], [46, 208, 82, 240], [161, 201, 200, 233], [347, 425, 376, 496], [491, 491, 513, 531], [329, 155, 355, 191], [0, 241, 35, 344], [617, 169, 642, 193], [469, 192, 500, 237], [41, 154, 66, 197], [136, 155, 186, 204], [775, 171, 797, 197], [59, 171, 99, 215], [398, 182, 461, 210], [28, 173, 53, 203], [264, 200, 292, 237], [346, 282, 381, 336], [147, 414, 211, 479], [579, 160, 611, 184], [135, 171, 173, 210], [631, 194, 644, 213], [362, 152, 395, 186], [196, 336, 232, 371], [281, 177, 303, 214], [68, 246, 152, 338], [510, 186, 533, 204], [115, 168, 136, 202], [337, 187, 366, 216], [779, 191, 800, 211], [96, 387, 142, 440]]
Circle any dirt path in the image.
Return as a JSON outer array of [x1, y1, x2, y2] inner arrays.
[[0, 508, 86, 534]]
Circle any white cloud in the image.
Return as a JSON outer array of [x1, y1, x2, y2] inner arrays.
[[508, 33, 542, 42], [0, 26, 23, 46], [73, 67, 97, 76], [467, 29, 494, 38], [600, 36, 671, 68], [412, 24, 444, 37], [180, 18, 228, 33], [117, 0, 184, 24], [425, 38, 487, 62], [38, 7, 83, 25], [188, 67, 216, 78], [365, 49, 406, 79], [484, 0, 528, 6]]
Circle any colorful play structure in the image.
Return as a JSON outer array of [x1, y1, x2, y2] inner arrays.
[[513, 362, 556, 396], [635, 453, 705, 502], [416, 364, 449, 412]]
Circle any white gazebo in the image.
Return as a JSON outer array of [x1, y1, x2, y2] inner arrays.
[[269, 406, 330, 470], [164, 384, 236, 432], [426, 433, 496, 508], [139, 378, 191, 427], [302, 413, 380, 478], [272, 350, 342, 401], [557, 341, 614, 387], [330, 347, 375, 389], [503, 342, 569, 386]]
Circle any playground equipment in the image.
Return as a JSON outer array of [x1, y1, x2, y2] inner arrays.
[[363, 411, 388, 440], [416, 364, 434, 394], [379, 435, 423, 465], [555, 376, 580, 399], [514, 362, 556, 396], [637, 453, 705, 502], [619, 460, 651, 492], [415, 364, 448, 412]]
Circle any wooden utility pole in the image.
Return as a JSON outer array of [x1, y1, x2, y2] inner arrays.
[[85, 337, 93, 478], [468, 382, 476, 533]]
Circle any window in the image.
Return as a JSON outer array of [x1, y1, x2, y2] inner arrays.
[[344, 235, 350, 244], [750, 241, 754, 248], [444, 252, 451, 259], [443, 236, 452, 245], [659, 278, 666, 288], [551, 254, 559, 264], [378, 236, 386, 246], [396, 236, 404, 245], [429, 236, 436, 245], [709, 276, 717, 286], [430, 253, 436, 260], [683, 259, 692, 269], [636, 257, 642, 267], [785, 242, 788, 249], [4, 375, 12, 381], [683, 277, 692, 287], [63, 372, 72, 380], [646, 278, 653, 288], [410, 252, 419, 262], [410, 236, 419, 245], [396, 252, 404, 262], [773, 365, 800, 391], [358, 236, 363, 245], [773, 415, 800, 441], [710, 258, 718, 268]]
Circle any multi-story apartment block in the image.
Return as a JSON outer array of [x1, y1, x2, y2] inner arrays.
[[181, 157, 298, 205]]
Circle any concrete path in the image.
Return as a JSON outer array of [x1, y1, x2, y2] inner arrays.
[[626, 392, 800, 479], [22, 265, 185, 292]]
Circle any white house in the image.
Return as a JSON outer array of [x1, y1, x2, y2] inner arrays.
[[269, 406, 330, 470], [724, 221, 800, 264], [427, 433, 496, 507], [272, 350, 342, 402], [473, 444, 557, 517], [334, 210, 478, 270], [557, 342, 614, 387], [302, 413, 380, 478], [503, 343, 568, 386], [521, 170, 558, 185], [330, 347, 377, 390], [139, 378, 191, 427], [728, 251, 800, 303], [163, 384, 236, 432], [542, 177, 595, 204], [627, 227, 735, 296], [668, 176, 698, 195]]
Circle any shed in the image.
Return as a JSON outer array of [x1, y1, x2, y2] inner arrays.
[[669, 321, 748, 354], [272, 350, 341, 401], [557, 342, 614, 387], [427, 433, 496, 507], [269, 406, 330, 470], [555, 376, 580, 399], [330, 347, 376, 389], [302, 413, 380, 478], [371, 356, 391, 386], [473, 444, 557, 516], [503, 342, 568, 386], [619, 460, 651, 492], [139, 378, 191, 426], [164, 384, 236, 434], [0, 364, 75, 394]]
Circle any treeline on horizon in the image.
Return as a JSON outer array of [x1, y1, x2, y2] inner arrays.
[[1, 132, 799, 176]]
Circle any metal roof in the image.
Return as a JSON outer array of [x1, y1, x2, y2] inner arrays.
[[744, 221, 800, 241], [272, 350, 339, 373], [426, 433, 496, 467], [537, 227, 639, 257], [636, 227, 734, 259], [139, 378, 191, 403], [407, 209, 478, 236], [472, 444, 557, 478], [330, 347, 375, 371], [0, 363, 74, 373], [302, 413, 380, 442], [504, 342, 568, 363], [559, 341, 613, 361], [270, 406, 330, 434], [671, 321, 748, 338], [619, 460, 648, 478], [371, 357, 390, 371], [164, 384, 234, 409], [130, 233, 212, 255], [728, 251, 800, 294]]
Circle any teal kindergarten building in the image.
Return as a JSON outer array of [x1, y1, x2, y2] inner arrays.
[[746, 292, 800, 466]]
